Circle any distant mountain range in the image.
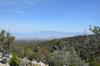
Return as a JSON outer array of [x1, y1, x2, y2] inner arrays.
[[14, 31, 89, 40]]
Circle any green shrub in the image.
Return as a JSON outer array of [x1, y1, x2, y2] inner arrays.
[[9, 54, 20, 66], [89, 60, 100, 66]]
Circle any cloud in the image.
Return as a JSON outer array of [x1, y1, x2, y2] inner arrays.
[[0, 0, 43, 15], [0, 0, 40, 7]]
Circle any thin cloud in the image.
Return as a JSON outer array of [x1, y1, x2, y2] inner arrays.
[[0, 0, 41, 7], [0, 0, 43, 15]]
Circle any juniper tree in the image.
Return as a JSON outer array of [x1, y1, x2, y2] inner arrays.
[[0, 29, 15, 53]]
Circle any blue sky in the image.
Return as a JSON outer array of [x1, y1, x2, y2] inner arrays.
[[0, 0, 100, 38]]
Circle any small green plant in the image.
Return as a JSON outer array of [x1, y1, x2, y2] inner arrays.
[[89, 60, 100, 66], [9, 54, 20, 66]]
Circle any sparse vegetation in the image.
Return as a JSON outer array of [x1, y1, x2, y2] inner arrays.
[[0, 26, 100, 66]]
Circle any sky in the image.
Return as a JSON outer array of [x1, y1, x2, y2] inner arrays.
[[0, 0, 100, 38]]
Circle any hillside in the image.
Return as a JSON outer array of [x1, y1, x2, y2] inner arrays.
[[13, 34, 100, 66]]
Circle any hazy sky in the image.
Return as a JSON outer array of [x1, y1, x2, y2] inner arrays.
[[0, 0, 100, 38]]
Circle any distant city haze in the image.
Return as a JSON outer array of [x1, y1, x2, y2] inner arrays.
[[0, 0, 100, 39]]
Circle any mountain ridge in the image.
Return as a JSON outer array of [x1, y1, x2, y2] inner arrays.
[[13, 31, 88, 40]]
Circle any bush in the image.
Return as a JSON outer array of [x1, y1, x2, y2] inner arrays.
[[89, 60, 100, 66], [9, 54, 20, 66]]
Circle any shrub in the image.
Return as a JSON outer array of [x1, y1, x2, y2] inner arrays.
[[9, 54, 20, 66]]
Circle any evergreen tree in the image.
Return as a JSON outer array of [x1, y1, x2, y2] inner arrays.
[[89, 25, 100, 35]]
